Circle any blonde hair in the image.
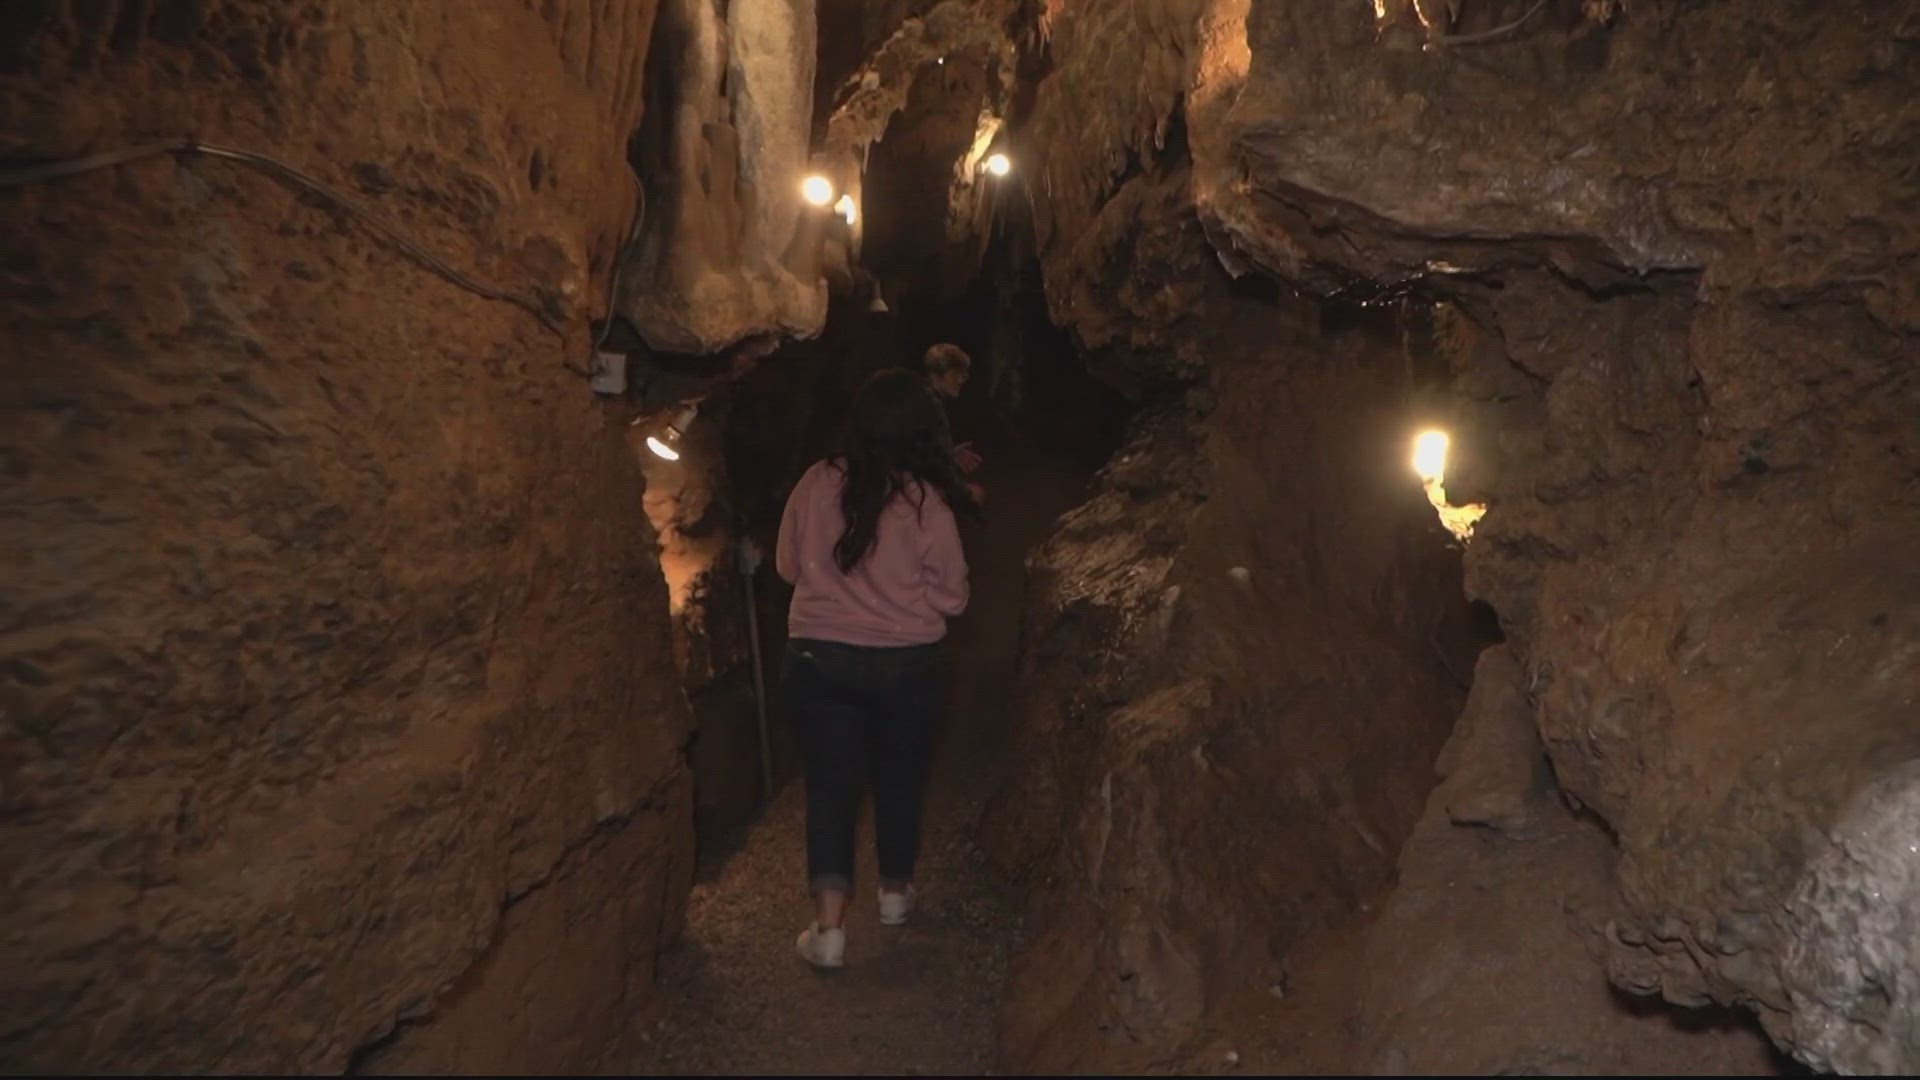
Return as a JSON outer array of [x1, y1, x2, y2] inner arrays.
[[923, 343, 971, 378]]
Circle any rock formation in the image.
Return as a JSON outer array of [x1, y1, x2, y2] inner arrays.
[[2, 3, 694, 1072], [621, 0, 830, 354], [981, 0, 1919, 1071], [5, 0, 1914, 1074]]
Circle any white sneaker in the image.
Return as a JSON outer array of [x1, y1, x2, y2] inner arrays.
[[878, 887, 914, 926], [796, 923, 846, 968]]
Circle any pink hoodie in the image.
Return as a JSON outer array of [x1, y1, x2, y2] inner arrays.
[[776, 460, 969, 647]]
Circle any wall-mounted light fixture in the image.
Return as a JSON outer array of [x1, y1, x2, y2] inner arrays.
[[642, 403, 700, 461], [801, 174, 835, 206], [983, 152, 1011, 177], [1409, 428, 1486, 541], [1412, 430, 1450, 484]]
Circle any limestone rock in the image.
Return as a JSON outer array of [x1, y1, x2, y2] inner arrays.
[[1010, 0, 1920, 1070], [620, 0, 829, 354], [1432, 645, 1553, 832], [0, 3, 693, 1072]]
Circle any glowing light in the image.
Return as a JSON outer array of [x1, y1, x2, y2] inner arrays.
[[643, 404, 700, 462], [984, 153, 1011, 177], [801, 175, 834, 206], [1412, 429, 1450, 484], [833, 193, 858, 225], [1409, 429, 1487, 542], [960, 117, 1004, 181]]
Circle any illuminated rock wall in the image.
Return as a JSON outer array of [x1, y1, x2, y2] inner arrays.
[[0, 3, 694, 1072], [990, 0, 1919, 1071]]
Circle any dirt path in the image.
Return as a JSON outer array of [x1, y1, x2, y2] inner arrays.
[[633, 449, 1098, 1076]]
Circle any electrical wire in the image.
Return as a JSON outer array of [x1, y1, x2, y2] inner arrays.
[[2, 139, 567, 336], [0, 140, 184, 182], [1424, 0, 1552, 49], [582, 174, 646, 376]]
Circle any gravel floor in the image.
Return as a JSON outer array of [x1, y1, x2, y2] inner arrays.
[[633, 773, 1025, 1076]]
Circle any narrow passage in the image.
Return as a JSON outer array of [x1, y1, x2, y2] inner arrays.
[[632, 438, 1102, 1075]]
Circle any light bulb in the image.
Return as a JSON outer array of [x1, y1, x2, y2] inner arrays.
[[801, 175, 834, 206], [984, 153, 1011, 177], [645, 404, 701, 462], [1412, 430, 1449, 484], [1410, 428, 1485, 541]]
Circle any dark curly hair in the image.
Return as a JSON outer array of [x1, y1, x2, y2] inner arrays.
[[829, 368, 980, 573]]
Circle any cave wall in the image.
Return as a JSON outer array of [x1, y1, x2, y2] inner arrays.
[[988, 172, 1482, 1072], [633, 409, 769, 847], [0, 3, 695, 1072], [620, 0, 828, 354], [1326, 642, 1788, 1076], [815, 0, 946, 131], [997, 0, 1918, 1072], [1199, 1, 1919, 1071]]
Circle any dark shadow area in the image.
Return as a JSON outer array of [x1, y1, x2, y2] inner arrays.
[[1606, 986, 1812, 1076]]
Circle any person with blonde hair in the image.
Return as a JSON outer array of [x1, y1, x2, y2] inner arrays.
[[922, 344, 984, 498]]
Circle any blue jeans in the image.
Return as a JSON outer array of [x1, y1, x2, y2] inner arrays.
[[784, 638, 944, 894]]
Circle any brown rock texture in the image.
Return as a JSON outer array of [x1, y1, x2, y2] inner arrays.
[[1327, 644, 1785, 1075], [630, 385, 787, 849], [1345, 768, 1786, 1076], [988, 171, 1488, 1072], [991, 0, 1918, 1072], [1431, 644, 1555, 831], [621, 0, 829, 354], [1, 2, 696, 1073]]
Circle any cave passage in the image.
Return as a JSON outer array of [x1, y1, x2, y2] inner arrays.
[[633, 295, 1121, 1075], [5, 2, 1911, 1076]]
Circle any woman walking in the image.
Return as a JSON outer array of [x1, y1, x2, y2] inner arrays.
[[775, 369, 979, 968]]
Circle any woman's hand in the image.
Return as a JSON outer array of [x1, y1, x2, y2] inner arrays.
[[954, 442, 983, 474], [964, 480, 988, 507]]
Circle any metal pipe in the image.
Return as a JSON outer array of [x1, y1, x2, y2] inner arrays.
[[739, 538, 774, 801]]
